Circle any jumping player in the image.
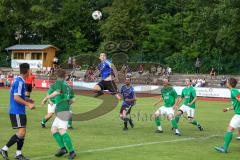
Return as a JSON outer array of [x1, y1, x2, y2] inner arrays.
[[92, 52, 121, 100], [120, 77, 136, 131], [153, 78, 181, 136], [41, 69, 76, 159], [215, 78, 240, 153], [175, 79, 204, 131], [0, 63, 35, 160]]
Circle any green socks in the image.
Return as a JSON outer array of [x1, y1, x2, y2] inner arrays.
[[42, 118, 48, 125], [155, 117, 161, 126], [171, 119, 178, 129], [223, 132, 233, 150], [62, 133, 74, 152], [175, 116, 180, 123], [68, 120, 72, 127], [191, 119, 199, 126], [53, 133, 65, 149]]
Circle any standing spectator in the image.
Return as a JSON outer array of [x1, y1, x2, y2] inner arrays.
[[138, 64, 144, 75], [53, 56, 59, 68], [195, 58, 201, 74], [210, 67, 216, 79], [201, 78, 206, 87], [72, 57, 76, 69], [157, 66, 162, 76], [220, 76, 227, 87], [68, 57, 72, 69], [150, 65, 156, 76], [0, 73, 4, 87]]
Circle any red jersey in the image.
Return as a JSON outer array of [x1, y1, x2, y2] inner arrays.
[[26, 75, 35, 84]]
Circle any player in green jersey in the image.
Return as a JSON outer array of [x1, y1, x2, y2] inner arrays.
[[175, 79, 203, 131], [41, 84, 73, 129], [215, 78, 240, 153], [41, 69, 76, 159], [153, 79, 181, 136]]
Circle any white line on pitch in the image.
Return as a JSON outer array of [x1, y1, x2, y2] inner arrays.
[[31, 135, 219, 160]]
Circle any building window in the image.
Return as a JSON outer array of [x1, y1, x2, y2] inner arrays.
[[31, 52, 42, 60], [13, 52, 24, 59]]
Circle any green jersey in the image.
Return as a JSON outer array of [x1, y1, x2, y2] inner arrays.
[[231, 88, 240, 115], [181, 86, 196, 109], [51, 80, 74, 113], [161, 86, 178, 107]]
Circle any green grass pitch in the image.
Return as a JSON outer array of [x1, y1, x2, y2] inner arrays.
[[0, 88, 239, 160]]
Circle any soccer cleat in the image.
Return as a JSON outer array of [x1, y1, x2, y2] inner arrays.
[[0, 149, 9, 160], [197, 125, 204, 131], [41, 123, 46, 128], [175, 132, 181, 136], [94, 91, 104, 98], [155, 130, 163, 133], [68, 151, 76, 160], [123, 127, 128, 131], [236, 136, 240, 140], [55, 147, 68, 157], [214, 146, 227, 153], [129, 119, 134, 128], [68, 125, 74, 130], [15, 154, 30, 160]]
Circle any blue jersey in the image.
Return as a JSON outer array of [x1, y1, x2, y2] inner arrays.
[[121, 85, 135, 106], [97, 59, 113, 80], [9, 76, 26, 114]]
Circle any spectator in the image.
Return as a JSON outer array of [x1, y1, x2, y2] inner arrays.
[[7, 71, 14, 79], [53, 56, 59, 68], [210, 67, 216, 79], [201, 78, 206, 87], [156, 66, 162, 76], [138, 64, 144, 75], [150, 65, 156, 76], [0, 73, 5, 87], [68, 57, 72, 69], [195, 78, 202, 87], [167, 67, 172, 75], [5, 78, 10, 87], [220, 76, 227, 87], [195, 58, 201, 74], [72, 57, 76, 68], [192, 78, 197, 87]]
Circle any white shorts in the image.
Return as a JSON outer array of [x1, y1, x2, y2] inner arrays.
[[230, 114, 240, 129], [52, 117, 68, 130], [48, 104, 56, 113], [179, 104, 195, 118], [156, 106, 174, 116]]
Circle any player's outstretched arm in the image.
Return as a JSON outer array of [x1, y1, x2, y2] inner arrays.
[[41, 91, 60, 106], [14, 95, 35, 110], [154, 97, 162, 106]]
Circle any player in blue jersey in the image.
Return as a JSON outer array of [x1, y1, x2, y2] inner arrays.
[[0, 63, 35, 160], [92, 53, 121, 100], [120, 77, 136, 131]]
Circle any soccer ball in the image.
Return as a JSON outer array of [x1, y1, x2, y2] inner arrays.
[[92, 10, 102, 20]]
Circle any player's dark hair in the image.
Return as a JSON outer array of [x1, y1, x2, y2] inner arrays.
[[19, 63, 30, 74], [228, 78, 238, 88], [56, 69, 66, 79]]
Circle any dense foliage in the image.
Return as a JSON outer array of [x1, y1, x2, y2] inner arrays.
[[0, 0, 240, 73]]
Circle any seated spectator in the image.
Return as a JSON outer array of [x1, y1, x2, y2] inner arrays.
[[220, 76, 227, 87], [210, 67, 216, 79], [161, 68, 166, 76], [195, 78, 202, 87], [0, 73, 4, 87], [167, 67, 172, 75], [7, 71, 14, 79]]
